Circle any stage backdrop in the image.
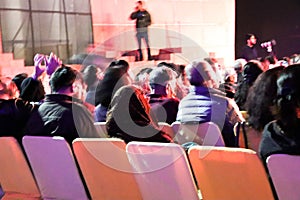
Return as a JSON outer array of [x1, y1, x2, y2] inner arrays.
[[90, 0, 235, 66]]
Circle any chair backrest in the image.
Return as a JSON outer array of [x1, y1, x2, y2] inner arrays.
[[72, 138, 142, 200], [22, 136, 88, 200], [188, 146, 274, 200], [126, 142, 200, 200], [0, 137, 41, 199], [157, 122, 175, 139], [94, 122, 108, 137], [234, 121, 262, 152], [267, 154, 300, 200], [171, 121, 225, 146]]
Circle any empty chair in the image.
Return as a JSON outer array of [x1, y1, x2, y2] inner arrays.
[[188, 146, 274, 200], [0, 137, 41, 199], [22, 136, 88, 200], [267, 154, 300, 200], [126, 142, 201, 200], [172, 121, 225, 146], [94, 122, 108, 137], [72, 138, 142, 200]]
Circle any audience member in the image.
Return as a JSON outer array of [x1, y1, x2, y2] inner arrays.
[[26, 66, 100, 145], [12, 73, 28, 93], [176, 60, 244, 147], [233, 58, 247, 84], [106, 85, 173, 143], [234, 61, 263, 110], [94, 60, 132, 122], [219, 68, 237, 98], [0, 77, 35, 143], [134, 67, 153, 95], [157, 62, 187, 99], [82, 65, 101, 105], [246, 66, 284, 131], [259, 64, 300, 163], [236, 66, 284, 152], [148, 66, 180, 124]]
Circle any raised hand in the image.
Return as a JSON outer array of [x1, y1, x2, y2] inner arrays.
[[45, 52, 62, 76], [33, 53, 45, 80]]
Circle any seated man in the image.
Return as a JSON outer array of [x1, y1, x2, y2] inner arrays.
[[26, 66, 100, 144], [148, 66, 179, 125], [176, 60, 244, 147]]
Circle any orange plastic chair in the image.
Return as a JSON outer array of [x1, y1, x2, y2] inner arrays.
[[73, 138, 142, 200], [127, 142, 201, 200], [0, 137, 41, 199], [188, 146, 274, 200]]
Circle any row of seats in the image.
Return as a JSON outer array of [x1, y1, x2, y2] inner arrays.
[[2, 135, 296, 200], [95, 121, 225, 146]]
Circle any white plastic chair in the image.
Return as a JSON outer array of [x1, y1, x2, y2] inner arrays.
[[267, 154, 300, 200], [22, 136, 89, 200], [172, 121, 225, 146]]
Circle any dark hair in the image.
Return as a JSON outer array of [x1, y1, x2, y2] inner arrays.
[[50, 66, 77, 92], [82, 65, 98, 91], [108, 60, 129, 71], [20, 78, 45, 102], [245, 33, 255, 41], [12, 73, 28, 92], [234, 61, 263, 110], [265, 55, 276, 64], [137, 0, 143, 5], [95, 62, 130, 107], [276, 64, 300, 133], [246, 66, 284, 131], [106, 85, 172, 143]]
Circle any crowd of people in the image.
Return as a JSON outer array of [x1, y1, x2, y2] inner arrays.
[[1, 47, 300, 199]]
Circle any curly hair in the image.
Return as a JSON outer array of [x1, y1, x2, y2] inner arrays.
[[246, 66, 284, 131], [276, 64, 300, 134], [234, 61, 263, 110]]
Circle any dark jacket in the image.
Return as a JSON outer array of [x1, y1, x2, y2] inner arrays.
[[130, 10, 151, 32], [148, 94, 179, 125], [0, 98, 35, 143], [26, 94, 100, 145], [259, 120, 300, 163]]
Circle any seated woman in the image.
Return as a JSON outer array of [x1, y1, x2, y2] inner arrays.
[[237, 66, 284, 151], [234, 61, 263, 110], [95, 60, 132, 122], [0, 77, 35, 143], [259, 64, 300, 163], [106, 85, 173, 143]]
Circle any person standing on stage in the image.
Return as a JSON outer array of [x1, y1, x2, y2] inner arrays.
[[130, 0, 152, 61], [241, 33, 258, 61]]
